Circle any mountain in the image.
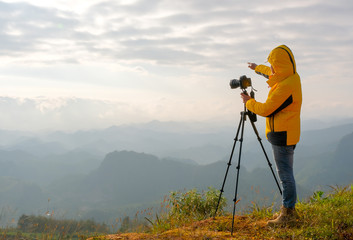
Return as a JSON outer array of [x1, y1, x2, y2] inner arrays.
[[44, 131, 353, 223], [6, 138, 69, 156], [0, 149, 101, 185], [44, 150, 310, 222], [0, 120, 352, 225], [1, 120, 352, 166], [295, 130, 353, 189], [0, 176, 46, 222], [299, 123, 353, 151]]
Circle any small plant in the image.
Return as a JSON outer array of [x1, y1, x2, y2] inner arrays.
[[146, 187, 227, 232], [15, 214, 109, 240], [310, 190, 327, 203], [294, 185, 353, 239], [169, 187, 226, 222], [247, 201, 274, 220]]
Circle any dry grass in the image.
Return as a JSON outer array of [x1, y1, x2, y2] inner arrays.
[[88, 215, 283, 240]]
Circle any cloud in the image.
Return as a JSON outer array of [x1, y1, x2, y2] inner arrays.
[[0, 95, 239, 131], [0, 2, 78, 49], [1, 0, 352, 70], [0, 0, 352, 131], [0, 96, 152, 131]]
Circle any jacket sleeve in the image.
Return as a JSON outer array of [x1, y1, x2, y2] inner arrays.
[[255, 65, 272, 79], [246, 84, 293, 117]]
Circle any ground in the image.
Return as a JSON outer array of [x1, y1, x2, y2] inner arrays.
[[87, 216, 283, 240]]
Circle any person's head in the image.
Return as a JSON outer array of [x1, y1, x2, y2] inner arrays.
[[267, 45, 296, 76]]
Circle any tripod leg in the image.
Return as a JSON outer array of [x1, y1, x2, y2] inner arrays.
[[248, 118, 282, 195], [214, 112, 244, 217], [231, 111, 246, 236]]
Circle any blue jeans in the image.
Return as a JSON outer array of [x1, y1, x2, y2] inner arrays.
[[272, 144, 297, 208]]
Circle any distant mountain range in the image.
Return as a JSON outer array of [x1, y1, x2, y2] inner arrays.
[[0, 120, 352, 225]]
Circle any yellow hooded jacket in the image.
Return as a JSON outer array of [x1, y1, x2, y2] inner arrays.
[[246, 45, 302, 146]]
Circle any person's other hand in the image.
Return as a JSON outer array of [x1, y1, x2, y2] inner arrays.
[[247, 62, 257, 70]]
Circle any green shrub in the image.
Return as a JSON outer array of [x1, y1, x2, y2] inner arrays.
[[168, 187, 226, 222], [292, 185, 353, 239], [146, 187, 227, 232]]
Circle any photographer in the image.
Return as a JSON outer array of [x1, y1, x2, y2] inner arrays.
[[241, 45, 302, 226]]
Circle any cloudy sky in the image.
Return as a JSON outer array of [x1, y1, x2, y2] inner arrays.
[[0, 0, 352, 131]]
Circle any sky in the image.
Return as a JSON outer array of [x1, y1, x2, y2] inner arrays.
[[0, 0, 352, 131]]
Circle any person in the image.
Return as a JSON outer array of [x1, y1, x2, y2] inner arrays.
[[241, 45, 302, 226]]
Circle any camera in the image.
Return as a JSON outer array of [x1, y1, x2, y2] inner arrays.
[[229, 74, 257, 122], [229, 75, 252, 89]]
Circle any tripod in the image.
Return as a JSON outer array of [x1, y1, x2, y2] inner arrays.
[[214, 90, 282, 236]]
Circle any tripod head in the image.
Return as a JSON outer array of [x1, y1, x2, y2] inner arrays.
[[242, 89, 257, 122]]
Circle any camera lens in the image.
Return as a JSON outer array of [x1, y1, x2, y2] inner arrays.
[[229, 79, 240, 89]]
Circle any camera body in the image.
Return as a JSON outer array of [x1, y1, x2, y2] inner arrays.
[[229, 75, 252, 90], [229, 75, 257, 122]]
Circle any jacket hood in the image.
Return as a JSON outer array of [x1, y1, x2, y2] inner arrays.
[[267, 45, 296, 87]]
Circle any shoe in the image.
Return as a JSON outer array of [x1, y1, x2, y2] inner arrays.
[[267, 206, 298, 226]]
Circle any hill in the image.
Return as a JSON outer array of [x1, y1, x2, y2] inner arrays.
[[46, 150, 291, 222], [88, 185, 353, 240], [295, 129, 353, 189]]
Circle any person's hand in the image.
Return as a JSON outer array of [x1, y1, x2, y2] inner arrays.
[[247, 62, 257, 70], [240, 93, 251, 104]]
